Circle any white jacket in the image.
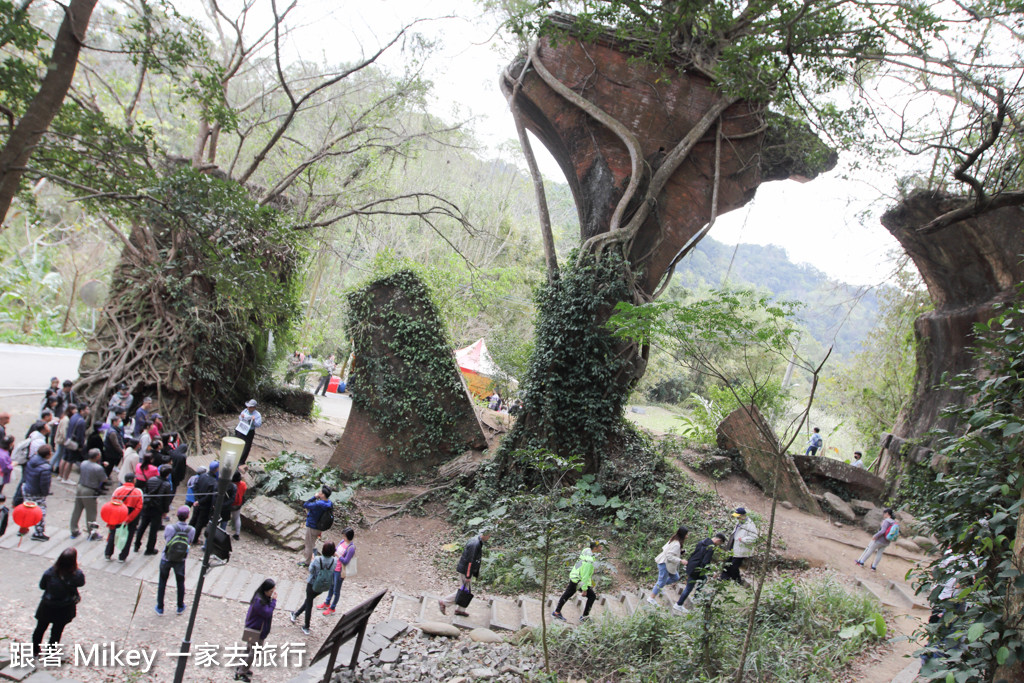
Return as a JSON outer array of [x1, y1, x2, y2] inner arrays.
[[731, 518, 758, 558], [655, 539, 682, 575]]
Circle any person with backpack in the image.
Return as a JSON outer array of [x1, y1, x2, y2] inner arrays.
[[156, 506, 196, 615], [185, 466, 207, 508], [319, 527, 355, 615], [856, 508, 898, 571], [552, 541, 601, 623], [136, 465, 174, 555], [189, 461, 222, 545], [439, 531, 490, 617], [226, 470, 247, 541], [236, 578, 277, 681], [105, 472, 143, 562], [804, 427, 823, 456], [722, 507, 758, 584], [647, 526, 688, 604], [673, 532, 727, 614], [10, 427, 48, 507], [291, 541, 335, 635], [32, 547, 85, 656], [300, 486, 333, 567]]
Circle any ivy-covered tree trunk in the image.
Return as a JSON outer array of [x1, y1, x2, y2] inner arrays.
[[501, 21, 834, 470]]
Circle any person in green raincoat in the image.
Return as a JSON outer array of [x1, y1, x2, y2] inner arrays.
[[552, 540, 601, 623]]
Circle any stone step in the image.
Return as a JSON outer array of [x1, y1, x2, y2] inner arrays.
[[388, 593, 422, 622], [518, 596, 543, 628], [622, 590, 641, 615], [856, 578, 906, 609], [598, 594, 631, 619], [890, 659, 921, 683], [885, 580, 930, 611], [26, 528, 71, 557], [418, 592, 447, 622], [229, 571, 265, 603], [490, 597, 521, 631], [279, 579, 307, 613], [205, 564, 241, 598]]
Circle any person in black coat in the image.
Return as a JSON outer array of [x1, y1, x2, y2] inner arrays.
[[673, 532, 726, 613], [33, 547, 85, 655], [136, 465, 174, 555], [439, 531, 491, 616]]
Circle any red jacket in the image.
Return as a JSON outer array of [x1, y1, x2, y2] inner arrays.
[[233, 480, 247, 508], [112, 482, 144, 524]]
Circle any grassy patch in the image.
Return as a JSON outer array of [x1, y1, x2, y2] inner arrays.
[[546, 572, 883, 682], [624, 404, 687, 434]]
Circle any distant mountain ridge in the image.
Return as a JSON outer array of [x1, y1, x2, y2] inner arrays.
[[675, 236, 881, 358]]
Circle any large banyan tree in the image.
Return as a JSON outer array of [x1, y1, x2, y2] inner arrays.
[[0, 0, 467, 425], [498, 1, 1024, 476]]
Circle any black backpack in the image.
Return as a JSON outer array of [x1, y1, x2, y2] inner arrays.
[[316, 504, 334, 532], [165, 524, 191, 562]]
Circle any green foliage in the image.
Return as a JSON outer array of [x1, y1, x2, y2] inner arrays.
[[251, 450, 355, 506], [501, 253, 634, 467], [545, 573, 882, 682], [346, 269, 471, 462], [0, 243, 76, 343], [910, 293, 1024, 681]]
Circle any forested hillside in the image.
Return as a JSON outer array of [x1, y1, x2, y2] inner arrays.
[[675, 237, 881, 358]]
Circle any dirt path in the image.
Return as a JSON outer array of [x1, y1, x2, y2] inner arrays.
[[680, 460, 926, 682]]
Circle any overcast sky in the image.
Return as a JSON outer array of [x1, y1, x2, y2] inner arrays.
[[196, 0, 907, 288]]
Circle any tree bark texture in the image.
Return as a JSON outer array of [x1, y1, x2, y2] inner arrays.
[[0, 0, 98, 227], [878, 190, 1024, 481]]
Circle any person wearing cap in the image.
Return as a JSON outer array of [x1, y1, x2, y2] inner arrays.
[[673, 532, 727, 613], [156, 506, 196, 616], [300, 486, 333, 566], [106, 384, 133, 424], [189, 462, 221, 545], [723, 508, 758, 584], [850, 451, 865, 468], [133, 397, 153, 439], [136, 464, 174, 555], [234, 400, 263, 466]]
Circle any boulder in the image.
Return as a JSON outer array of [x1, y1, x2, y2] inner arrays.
[[240, 494, 305, 551], [260, 386, 315, 417], [862, 508, 884, 533], [896, 538, 922, 554], [469, 667, 498, 679], [850, 499, 877, 515], [468, 628, 504, 644], [781, 501, 794, 510], [791, 454, 886, 500], [896, 510, 923, 535], [913, 535, 940, 552], [418, 621, 461, 638], [822, 492, 857, 522], [716, 406, 821, 514]]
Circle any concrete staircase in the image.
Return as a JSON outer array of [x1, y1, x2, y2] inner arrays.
[[0, 527, 310, 611], [387, 584, 686, 632]]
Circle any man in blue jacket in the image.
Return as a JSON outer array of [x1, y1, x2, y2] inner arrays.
[[22, 444, 53, 540], [300, 486, 332, 567]]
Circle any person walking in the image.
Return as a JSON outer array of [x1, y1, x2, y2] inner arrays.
[[300, 486, 333, 566], [673, 532, 727, 614], [291, 541, 335, 635], [22, 444, 53, 541], [236, 579, 277, 681], [227, 470, 247, 540], [319, 527, 355, 615], [552, 541, 601, 623], [136, 465, 174, 555], [32, 548, 85, 656], [234, 400, 263, 466], [722, 507, 758, 584], [804, 427, 823, 456], [314, 355, 336, 396], [856, 508, 898, 571], [156, 506, 196, 615], [439, 531, 490, 617], [69, 449, 107, 540], [105, 473, 144, 562], [647, 526, 688, 604]]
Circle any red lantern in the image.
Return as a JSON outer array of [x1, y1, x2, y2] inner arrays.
[[12, 502, 43, 536], [101, 499, 129, 528]]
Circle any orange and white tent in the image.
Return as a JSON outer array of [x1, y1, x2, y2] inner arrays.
[[455, 338, 516, 400]]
